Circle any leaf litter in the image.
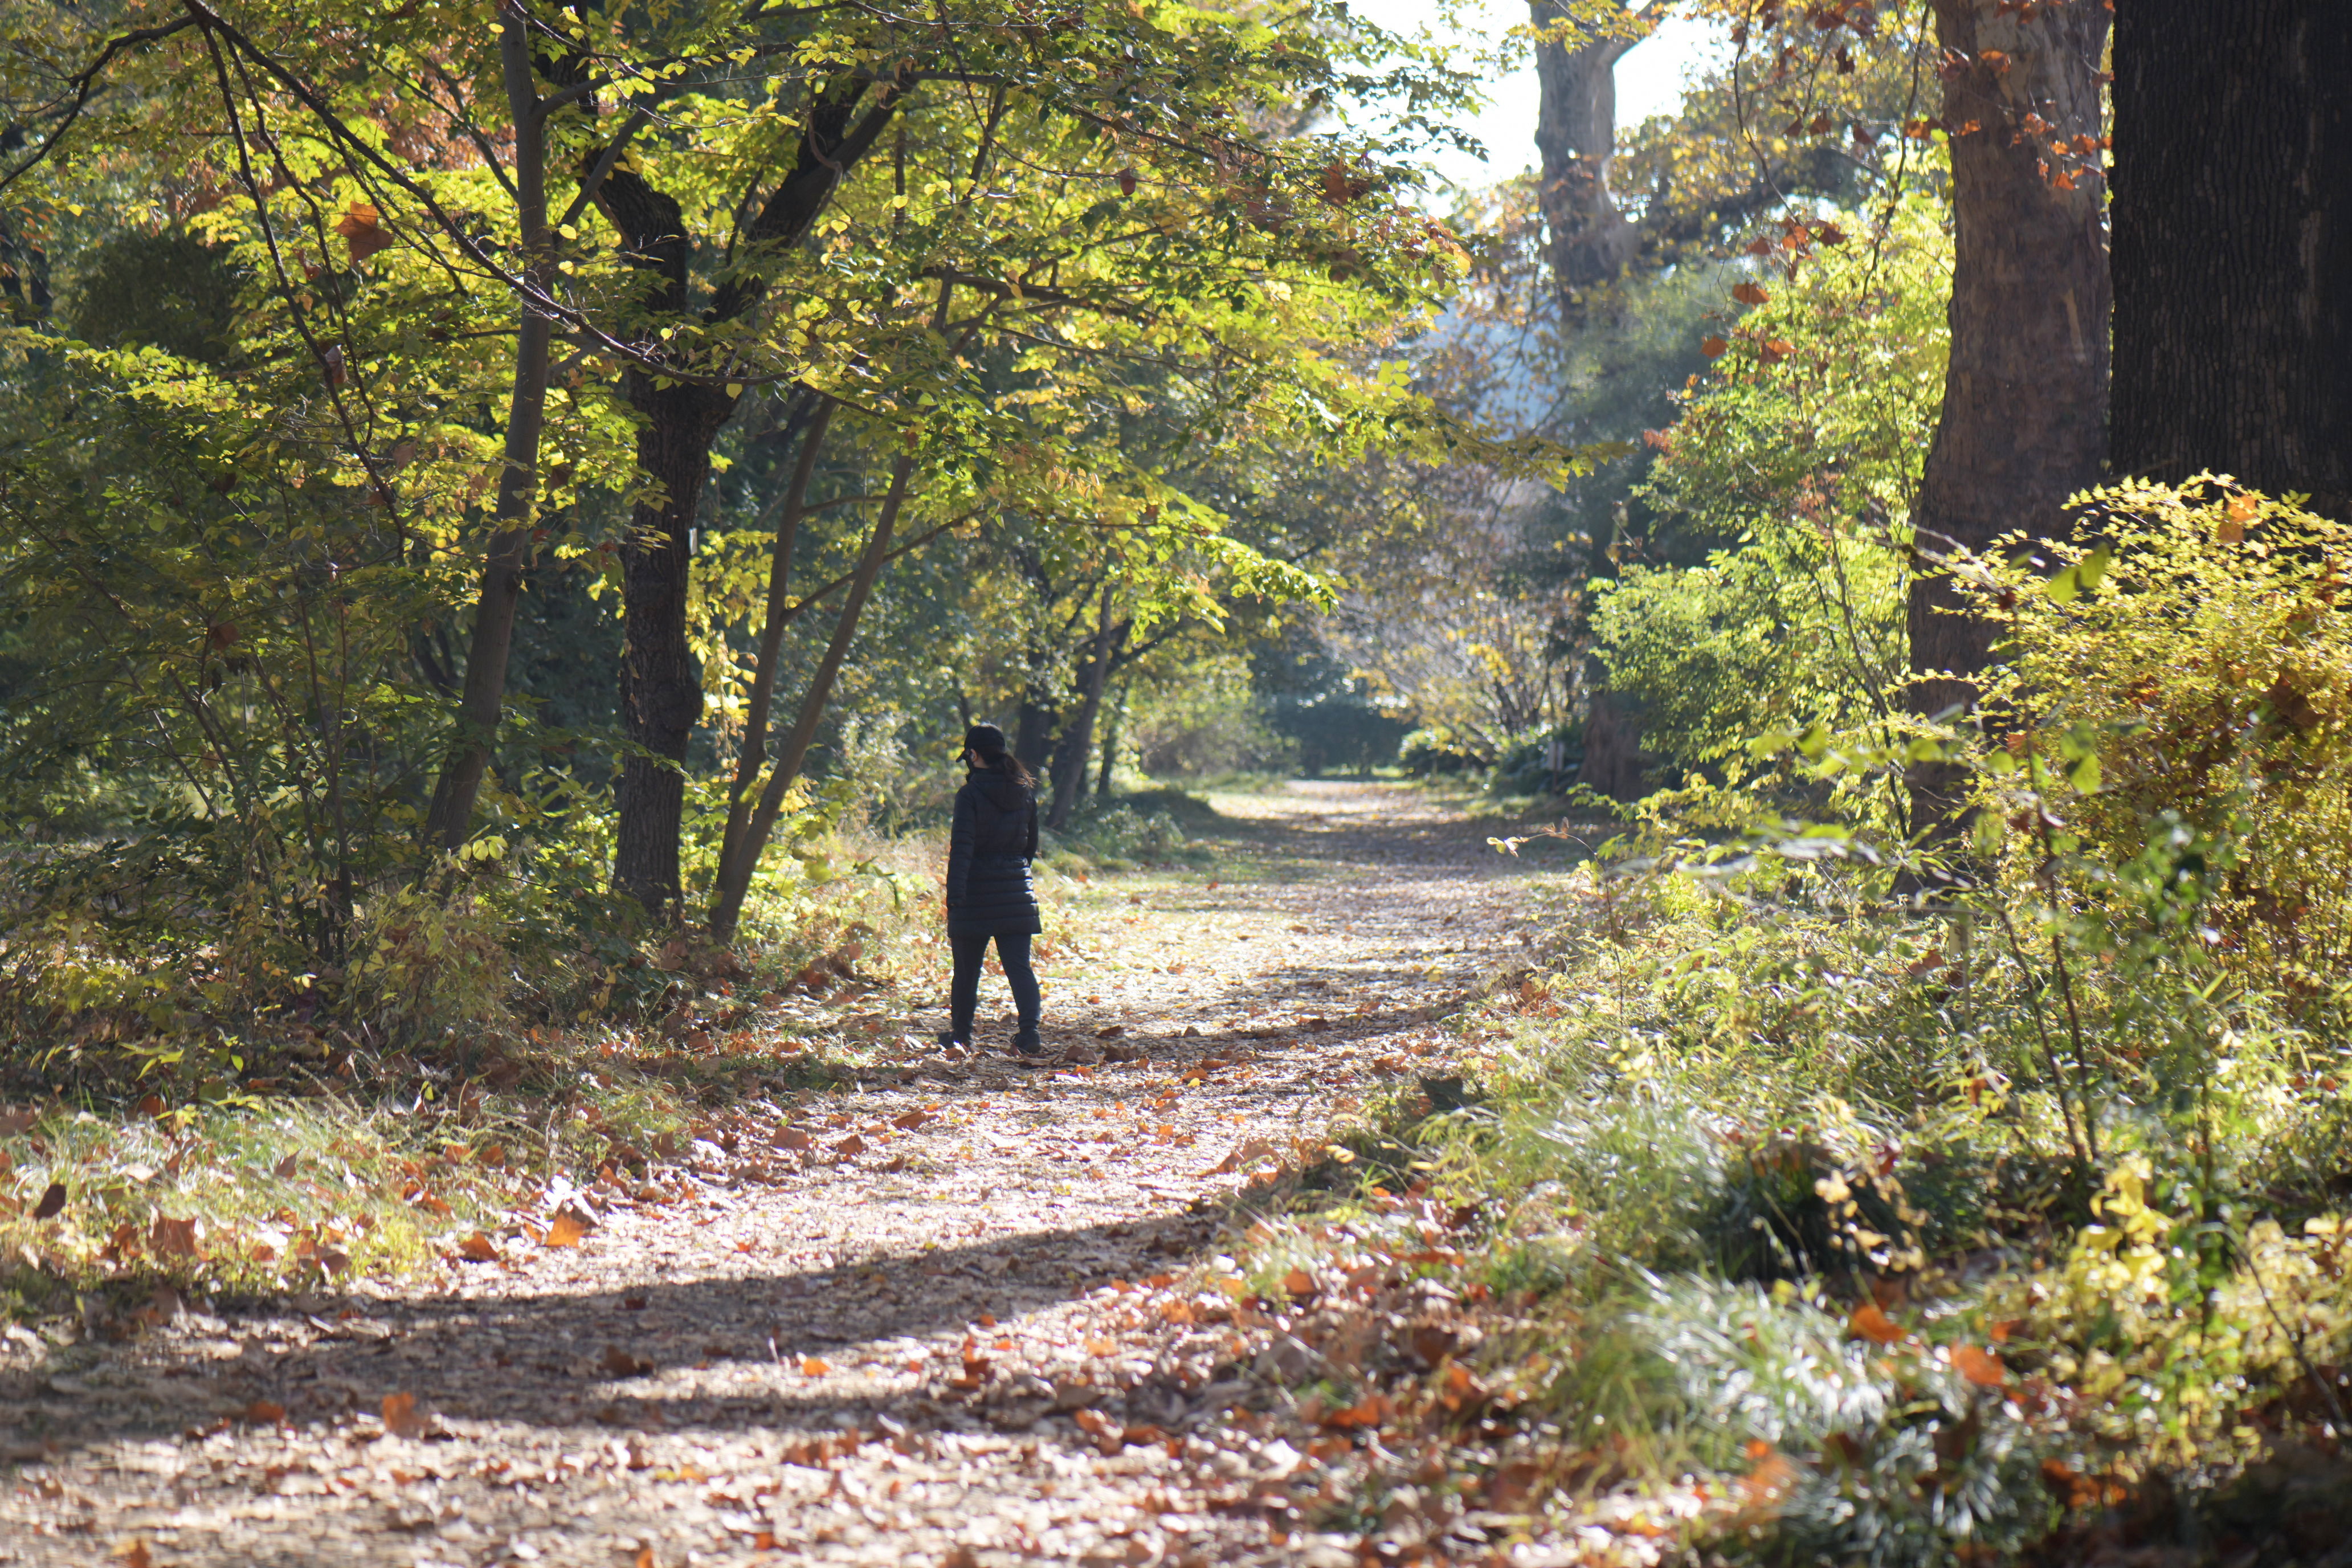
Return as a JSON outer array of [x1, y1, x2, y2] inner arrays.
[[0, 782, 1574, 1566]]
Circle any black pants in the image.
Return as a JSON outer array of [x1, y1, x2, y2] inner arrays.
[[949, 930, 1042, 1040]]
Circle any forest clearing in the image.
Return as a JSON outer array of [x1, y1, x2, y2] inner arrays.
[[3, 0, 2351, 1565]]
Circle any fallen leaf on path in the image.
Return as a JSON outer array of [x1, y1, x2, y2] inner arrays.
[[243, 1399, 285, 1424], [111, 1541, 152, 1568], [381, 1391, 427, 1439], [800, 1357, 830, 1377], [774, 1125, 813, 1151], [834, 1134, 867, 1157], [891, 1109, 931, 1130], [455, 1232, 500, 1263], [603, 1345, 653, 1377], [31, 1181, 64, 1220], [542, 1210, 590, 1248], [1200, 1138, 1281, 1177]]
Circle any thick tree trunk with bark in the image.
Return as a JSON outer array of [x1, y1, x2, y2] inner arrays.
[[1531, 1, 1651, 799], [1529, 1, 1642, 313], [2110, 1, 2352, 518], [1906, 0, 2109, 757], [592, 76, 902, 916], [611, 377, 729, 916]]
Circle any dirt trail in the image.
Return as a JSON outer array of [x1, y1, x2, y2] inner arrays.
[[0, 783, 1565, 1568]]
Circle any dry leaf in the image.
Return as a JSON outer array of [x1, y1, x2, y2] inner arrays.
[[455, 1232, 500, 1263], [149, 1215, 199, 1259], [0, 1108, 35, 1135], [542, 1210, 590, 1248], [602, 1345, 652, 1377], [774, 1125, 813, 1151], [1282, 1268, 1316, 1297], [891, 1109, 931, 1130], [1732, 280, 1770, 306], [801, 1357, 831, 1377], [1084, 1337, 1116, 1357], [1953, 1344, 2007, 1387], [1201, 1137, 1280, 1177], [244, 1399, 286, 1423], [31, 1181, 64, 1221], [333, 201, 396, 263], [112, 1541, 153, 1568], [1847, 1302, 1904, 1345], [381, 1391, 426, 1439], [834, 1134, 867, 1157]]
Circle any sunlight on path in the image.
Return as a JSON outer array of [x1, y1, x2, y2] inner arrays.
[[0, 783, 1570, 1568]]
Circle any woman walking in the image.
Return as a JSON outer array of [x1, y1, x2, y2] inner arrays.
[[940, 723, 1046, 1060]]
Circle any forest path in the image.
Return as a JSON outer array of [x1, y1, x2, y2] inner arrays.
[[1, 782, 1577, 1568]]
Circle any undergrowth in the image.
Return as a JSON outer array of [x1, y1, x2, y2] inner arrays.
[[1228, 483, 2352, 1567]]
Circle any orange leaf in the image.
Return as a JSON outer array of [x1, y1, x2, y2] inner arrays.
[[456, 1232, 500, 1263], [1847, 1302, 1904, 1345], [542, 1210, 590, 1248], [1282, 1268, 1316, 1297], [382, 1391, 426, 1439], [800, 1357, 830, 1377], [1701, 335, 1729, 358], [892, 1109, 931, 1130], [113, 1542, 153, 1568], [334, 201, 397, 263], [244, 1399, 287, 1424], [149, 1215, 199, 1259], [1732, 281, 1770, 307], [1953, 1344, 2007, 1388], [1085, 1337, 1117, 1356], [834, 1134, 867, 1157]]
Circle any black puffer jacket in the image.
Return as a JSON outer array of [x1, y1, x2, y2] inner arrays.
[[945, 770, 1042, 937]]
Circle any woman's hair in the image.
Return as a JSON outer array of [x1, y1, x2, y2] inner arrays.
[[963, 722, 1035, 787]]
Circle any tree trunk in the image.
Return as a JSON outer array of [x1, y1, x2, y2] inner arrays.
[[1097, 684, 1122, 800], [594, 77, 904, 916], [611, 378, 729, 917], [714, 394, 833, 891], [2110, 1, 2351, 518], [708, 453, 915, 943], [1906, 0, 2109, 821], [1048, 589, 1121, 831], [1013, 698, 1055, 777], [1529, 0, 1643, 315], [421, 13, 554, 854], [1577, 683, 1647, 801]]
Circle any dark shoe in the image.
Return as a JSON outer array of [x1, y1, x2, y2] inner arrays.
[[934, 1030, 970, 1050], [1009, 1025, 1045, 1063]]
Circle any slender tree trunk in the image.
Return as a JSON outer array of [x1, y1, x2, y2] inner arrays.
[[1906, 0, 2109, 825], [708, 454, 915, 943], [1048, 588, 1122, 831], [715, 395, 833, 888], [1530, 0, 1643, 314], [2110, 1, 2351, 518], [420, 12, 554, 852], [1097, 685, 1124, 799]]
